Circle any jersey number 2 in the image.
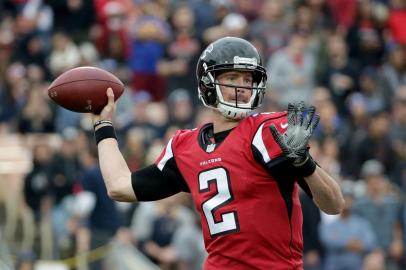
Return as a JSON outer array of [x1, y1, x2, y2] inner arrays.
[[199, 167, 239, 237]]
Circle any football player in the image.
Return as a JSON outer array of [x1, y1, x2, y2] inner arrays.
[[93, 37, 344, 269]]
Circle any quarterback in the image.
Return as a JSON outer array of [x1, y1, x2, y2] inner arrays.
[[93, 37, 344, 269]]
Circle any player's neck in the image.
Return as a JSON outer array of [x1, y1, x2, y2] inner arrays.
[[211, 110, 240, 133]]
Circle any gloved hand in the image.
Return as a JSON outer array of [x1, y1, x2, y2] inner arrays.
[[270, 102, 320, 176]]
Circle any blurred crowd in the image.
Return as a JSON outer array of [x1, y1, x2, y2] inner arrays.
[[0, 0, 405, 269]]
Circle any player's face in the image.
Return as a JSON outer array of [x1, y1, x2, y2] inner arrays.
[[217, 71, 253, 104]]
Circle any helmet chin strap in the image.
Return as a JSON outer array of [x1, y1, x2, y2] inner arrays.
[[214, 82, 254, 120], [217, 103, 251, 120]]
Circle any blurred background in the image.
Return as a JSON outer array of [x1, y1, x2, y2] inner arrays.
[[0, 0, 405, 269]]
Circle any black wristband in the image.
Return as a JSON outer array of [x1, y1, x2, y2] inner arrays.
[[294, 156, 317, 177], [95, 125, 117, 145]]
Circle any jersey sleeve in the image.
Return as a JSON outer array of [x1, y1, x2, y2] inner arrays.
[[131, 133, 190, 201], [154, 133, 190, 192], [251, 113, 288, 168]]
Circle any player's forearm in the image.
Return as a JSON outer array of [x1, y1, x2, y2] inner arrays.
[[97, 137, 136, 202], [304, 166, 344, 215]]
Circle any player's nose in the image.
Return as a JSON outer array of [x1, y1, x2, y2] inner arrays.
[[236, 84, 247, 93]]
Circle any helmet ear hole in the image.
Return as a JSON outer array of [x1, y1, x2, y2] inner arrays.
[[200, 72, 218, 106], [199, 82, 217, 106], [205, 84, 217, 105], [201, 75, 212, 86]]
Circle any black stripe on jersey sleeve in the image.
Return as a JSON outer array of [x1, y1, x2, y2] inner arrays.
[[132, 162, 190, 201], [264, 156, 296, 219], [252, 144, 287, 168], [251, 145, 313, 198]]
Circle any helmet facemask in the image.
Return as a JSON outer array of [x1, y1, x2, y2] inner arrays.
[[199, 65, 267, 120]]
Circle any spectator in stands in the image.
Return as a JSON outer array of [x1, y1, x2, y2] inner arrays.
[[23, 142, 54, 258], [301, 190, 324, 270], [48, 31, 81, 77], [49, 128, 87, 258], [389, 86, 406, 186], [234, 0, 264, 21], [318, 34, 359, 116], [45, 0, 95, 43], [326, 0, 357, 31], [292, 1, 328, 59], [319, 136, 342, 180], [142, 101, 169, 139], [157, 3, 201, 100], [303, 0, 335, 31], [267, 29, 316, 106], [11, 0, 53, 38], [352, 111, 397, 177], [167, 88, 194, 129], [0, 62, 28, 128], [118, 91, 164, 145], [128, 1, 171, 101], [293, 3, 315, 34], [312, 99, 351, 171], [346, 92, 370, 134], [391, 86, 406, 142], [320, 188, 378, 270], [49, 127, 82, 205], [346, 0, 385, 67], [248, 0, 290, 60], [358, 67, 392, 114], [132, 194, 195, 269], [353, 160, 404, 269], [25, 64, 47, 88], [79, 144, 120, 270], [312, 86, 333, 111], [17, 84, 55, 133], [123, 127, 147, 172], [171, 209, 207, 270], [381, 43, 406, 95], [188, 0, 218, 37], [92, 0, 132, 61], [12, 33, 51, 80], [0, 14, 14, 76], [203, 12, 248, 44], [54, 106, 82, 134], [24, 143, 53, 221]]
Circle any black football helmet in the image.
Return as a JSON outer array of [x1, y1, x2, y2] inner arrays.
[[196, 37, 267, 119]]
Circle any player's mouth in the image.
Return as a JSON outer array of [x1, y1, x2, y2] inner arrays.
[[230, 99, 248, 104], [230, 97, 249, 104]]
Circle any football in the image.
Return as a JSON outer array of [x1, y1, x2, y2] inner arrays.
[[48, 66, 124, 114]]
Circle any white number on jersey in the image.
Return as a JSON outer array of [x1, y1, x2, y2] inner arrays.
[[199, 167, 239, 236]]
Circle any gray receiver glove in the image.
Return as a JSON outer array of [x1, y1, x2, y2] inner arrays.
[[270, 101, 320, 176]]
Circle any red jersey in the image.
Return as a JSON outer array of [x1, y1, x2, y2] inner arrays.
[[155, 112, 307, 270]]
